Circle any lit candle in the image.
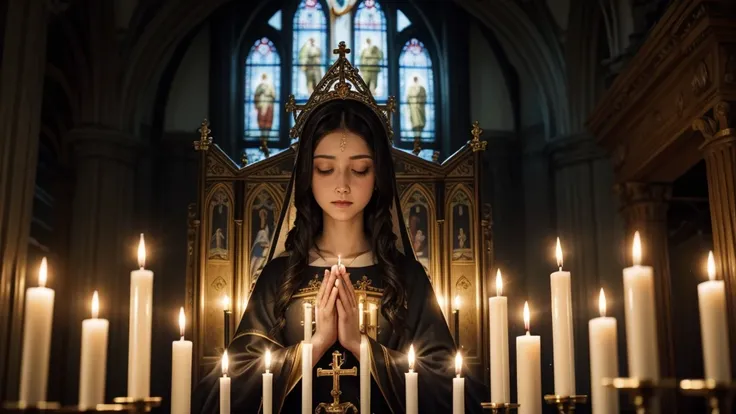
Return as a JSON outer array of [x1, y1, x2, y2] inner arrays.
[[171, 307, 192, 414], [360, 335, 370, 414], [78, 291, 109, 410], [302, 342, 313, 414], [368, 303, 378, 336], [220, 351, 230, 414], [19, 257, 55, 405], [453, 295, 461, 346], [550, 238, 575, 396], [406, 344, 418, 414], [588, 289, 619, 414], [516, 302, 541, 414], [489, 269, 510, 402], [338, 254, 342, 267], [303, 302, 312, 342], [622, 231, 659, 380], [698, 251, 731, 381], [453, 352, 465, 414], [359, 297, 364, 330], [128, 234, 154, 398], [223, 295, 232, 346], [263, 349, 273, 414]]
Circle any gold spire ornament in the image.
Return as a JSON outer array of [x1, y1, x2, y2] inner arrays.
[[316, 351, 358, 413], [469, 121, 487, 152], [194, 119, 213, 151], [286, 42, 396, 144]]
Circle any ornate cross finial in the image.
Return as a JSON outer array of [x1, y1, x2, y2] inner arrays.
[[333, 42, 351, 58], [194, 119, 213, 151], [469, 121, 487, 152], [316, 351, 358, 413]]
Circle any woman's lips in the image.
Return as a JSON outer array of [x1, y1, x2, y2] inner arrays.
[[331, 201, 353, 208]]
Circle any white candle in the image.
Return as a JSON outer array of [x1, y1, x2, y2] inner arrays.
[[302, 342, 312, 414], [405, 344, 418, 414], [360, 335, 370, 414], [550, 238, 575, 396], [19, 257, 55, 405], [263, 349, 273, 414], [128, 234, 154, 398], [359, 298, 364, 330], [453, 352, 465, 414], [369, 303, 378, 332], [698, 251, 731, 381], [516, 302, 541, 414], [588, 289, 619, 414], [303, 303, 312, 343], [220, 351, 230, 414], [622, 231, 660, 380], [489, 269, 510, 402], [171, 307, 192, 414], [79, 291, 109, 410]]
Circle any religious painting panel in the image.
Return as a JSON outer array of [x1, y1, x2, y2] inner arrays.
[[244, 38, 281, 143], [245, 184, 282, 292], [354, 0, 388, 101], [449, 186, 474, 261], [400, 184, 434, 277], [399, 38, 435, 143], [292, 0, 328, 102], [451, 265, 479, 358]]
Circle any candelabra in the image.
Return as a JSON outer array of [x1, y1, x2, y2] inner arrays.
[[603, 377, 676, 414], [480, 402, 519, 413], [543, 394, 587, 413], [680, 379, 736, 414]]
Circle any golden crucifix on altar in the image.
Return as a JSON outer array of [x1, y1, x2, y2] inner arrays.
[[315, 351, 358, 414]]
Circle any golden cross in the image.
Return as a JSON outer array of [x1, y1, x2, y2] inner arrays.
[[194, 118, 213, 151], [332, 41, 351, 58], [316, 351, 357, 407]]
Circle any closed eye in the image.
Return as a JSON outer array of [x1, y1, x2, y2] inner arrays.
[[316, 168, 334, 175], [352, 168, 371, 176]]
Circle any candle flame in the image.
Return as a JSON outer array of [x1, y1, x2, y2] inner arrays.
[[632, 231, 642, 266], [408, 344, 415, 371], [91, 291, 99, 319], [707, 251, 716, 281], [221, 350, 229, 376], [265, 349, 272, 372], [598, 288, 606, 317], [523, 301, 530, 333], [556, 237, 563, 269], [222, 295, 230, 311], [455, 352, 462, 377], [179, 307, 186, 338], [39, 257, 48, 288], [453, 295, 461, 311], [495, 269, 503, 296], [137, 234, 146, 268]]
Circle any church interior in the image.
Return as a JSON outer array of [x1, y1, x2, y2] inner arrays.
[[2, 0, 736, 412]]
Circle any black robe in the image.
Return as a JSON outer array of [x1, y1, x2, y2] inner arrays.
[[192, 254, 488, 413]]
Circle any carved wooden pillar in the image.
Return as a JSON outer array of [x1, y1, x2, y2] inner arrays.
[[0, 0, 48, 401], [616, 182, 675, 379], [693, 101, 736, 373]]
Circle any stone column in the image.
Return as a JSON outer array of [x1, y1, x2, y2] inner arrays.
[[64, 127, 141, 401], [616, 182, 675, 379], [694, 101, 736, 373], [0, 0, 48, 401], [550, 134, 624, 398]]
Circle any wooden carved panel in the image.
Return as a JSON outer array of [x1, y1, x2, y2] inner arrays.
[[448, 186, 474, 262], [243, 184, 283, 294], [400, 184, 436, 283]]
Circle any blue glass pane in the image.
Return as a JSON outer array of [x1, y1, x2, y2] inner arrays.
[[399, 39, 435, 142], [268, 10, 282, 30], [292, 0, 328, 101], [244, 38, 281, 142], [244, 147, 288, 165], [396, 9, 411, 32], [354, 0, 388, 101], [397, 147, 436, 161]]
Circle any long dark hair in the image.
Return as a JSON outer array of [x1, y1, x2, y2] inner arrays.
[[271, 100, 407, 335]]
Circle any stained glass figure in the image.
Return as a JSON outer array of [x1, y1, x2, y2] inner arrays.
[[399, 38, 435, 142], [244, 38, 281, 142]]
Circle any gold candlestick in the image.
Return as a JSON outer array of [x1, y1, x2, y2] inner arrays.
[[480, 402, 519, 413], [1, 401, 61, 412], [315, 351, 358, 414], [109, 397, 162, 414], [680, 379, 736, 414], [603, 377, 676, 414], [543, 395, 587, 414]]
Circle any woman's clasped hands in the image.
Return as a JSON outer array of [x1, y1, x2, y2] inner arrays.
[[311, 263, 362, 360]]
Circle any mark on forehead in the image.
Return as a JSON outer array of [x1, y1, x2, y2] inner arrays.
[[313, 154, 373, 160]]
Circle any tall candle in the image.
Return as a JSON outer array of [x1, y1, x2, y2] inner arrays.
[[622, 231, 659, 380], [171, 307, 193, 414], [550, 238, 575, 395], [405, 344, 418, 414], [19, 258, 55, 405], [223, 295, 232, 346], [453, 352, 465, 414], [360, 335, 370, 414], [220, 351, 230, 414], [358, 297, 364, 331], [128, 234, 154, 398], [698, 251, 731, 381], [263, 349, 273, 414], [303, 302, 312, 342], [369, 303, 378, 336], [453, 295, 461, 346], [489, 269, 510, 402], [516, 302, 541, 414], [302, 342, 313, 414], [79, 291, 109, 410], [588, 289, 619, 414]]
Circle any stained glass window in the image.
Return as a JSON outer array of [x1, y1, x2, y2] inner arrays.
[[244, 38, 281, 142], [399, 38, 435, 142], [354, 0, 388, 101], [396, 9, 411, 32], [268, 10, 282, 30], [292, 0, 328, 101]]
